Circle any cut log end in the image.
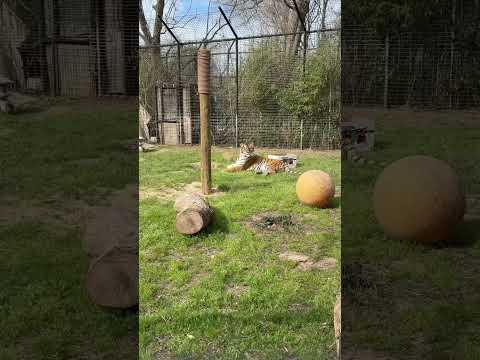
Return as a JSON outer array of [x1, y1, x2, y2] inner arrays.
[[176, 209, 207, 234], [86, 248, 138, 309], [174, 194, 213, 235]]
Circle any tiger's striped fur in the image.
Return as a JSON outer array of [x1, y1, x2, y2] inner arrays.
[[225, 143, 292, 175]]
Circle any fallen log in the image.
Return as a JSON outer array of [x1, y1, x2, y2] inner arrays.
[[175, 193, 213, 235], [85, 246, 138, 309]]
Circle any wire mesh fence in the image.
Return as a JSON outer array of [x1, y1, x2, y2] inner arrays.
[[342, 25, 480, 109], [0, 0, 138, 98], [140, 27, 341, 150]]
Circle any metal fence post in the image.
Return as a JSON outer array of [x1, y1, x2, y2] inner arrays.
[[293, 0, 307, 150], [383, 33, 390, 108], [177, 43, 184, 144], [449, 0, 456, 109], [219, 6, 239, 148], [235, 39, 239, 148]]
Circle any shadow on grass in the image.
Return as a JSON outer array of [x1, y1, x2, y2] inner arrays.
[[412, 219, 480, 250], [218, 182, 274, 193], [217, 183, 231, 192], [330, 196, 341, 209], [448, 219, 480, 248], [204, 207, 230, 235]]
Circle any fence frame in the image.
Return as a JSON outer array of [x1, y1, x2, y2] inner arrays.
[[147, 7, 340, 149]]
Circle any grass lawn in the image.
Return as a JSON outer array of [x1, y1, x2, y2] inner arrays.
[[139, 146, 341, 359], [342, 108, 480, 359], [0, 99, 138, 359]]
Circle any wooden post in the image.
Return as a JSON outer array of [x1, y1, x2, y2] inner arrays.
[[197, 48, 212, 195]]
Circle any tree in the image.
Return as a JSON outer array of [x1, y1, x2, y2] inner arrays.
[[342, 0, 450, 35], [139, 0, 164, 119], [220, 0, 335, 55], [279, 39, 341, 148], [139, 0, 236, 120]]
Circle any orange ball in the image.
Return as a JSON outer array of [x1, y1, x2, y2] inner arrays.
[[373, 156, 465, 244], [296, 170, 335, 208]]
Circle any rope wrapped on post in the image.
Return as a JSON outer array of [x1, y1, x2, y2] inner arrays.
[[197, 48, 210, 95]]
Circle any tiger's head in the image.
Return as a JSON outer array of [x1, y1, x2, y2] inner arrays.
[[239, 143, 255, 158]]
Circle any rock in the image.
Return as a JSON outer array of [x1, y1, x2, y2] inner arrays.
[[141, 143, 157, 152], [279, 252, 310, 263]]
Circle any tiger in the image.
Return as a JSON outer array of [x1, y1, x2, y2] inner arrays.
[[225, 143, 292, 175]]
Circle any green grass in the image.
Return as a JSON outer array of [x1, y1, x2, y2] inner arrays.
[[140, 147, 341, 359], [343, 122, 480, 359], [0, 99, 138, 359]]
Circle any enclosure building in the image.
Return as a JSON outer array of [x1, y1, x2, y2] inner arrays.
[[1, 0, 138, 97]]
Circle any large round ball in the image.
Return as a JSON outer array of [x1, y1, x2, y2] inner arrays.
[[296, 170, 335, 208], [373, 156, 465, 244]]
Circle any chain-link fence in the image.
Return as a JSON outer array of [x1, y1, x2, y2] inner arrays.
[[0, 0, 138, 97], [140, 10, 341, 150], [342, 25, 480, 109]]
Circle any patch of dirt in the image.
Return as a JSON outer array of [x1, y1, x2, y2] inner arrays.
[[140, 182, 226, 202], [0, 197, 87, 235], [191, 245, 221, 259], [187, 272, 209, 288], [149, 336, 177, 360], [183, 181, 225, 197], [190, 161, 219, 170], [140, 187, 182, 201], [246, 212, 302, 233], [225, 284, 249, 297], [279, 252, 310, 262], [297, 258, 337, 271], [279, 251, 337, 272]]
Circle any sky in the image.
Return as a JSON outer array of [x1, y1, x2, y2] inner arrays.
[[141, 0, 341, 43], [143, 0, 214, 22]]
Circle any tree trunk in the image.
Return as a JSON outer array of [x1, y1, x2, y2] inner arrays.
[[175, 194, 213, 235], [319, 0, 329, 40], [139, 0, 164, 127]]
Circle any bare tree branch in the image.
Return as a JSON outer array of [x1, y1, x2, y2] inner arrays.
[[139, 0, 153, 44], [152, 0, 165, 44]]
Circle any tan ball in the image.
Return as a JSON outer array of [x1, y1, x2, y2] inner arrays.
[[373, 156, 465, 244], [296, 170, 335, 208]]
